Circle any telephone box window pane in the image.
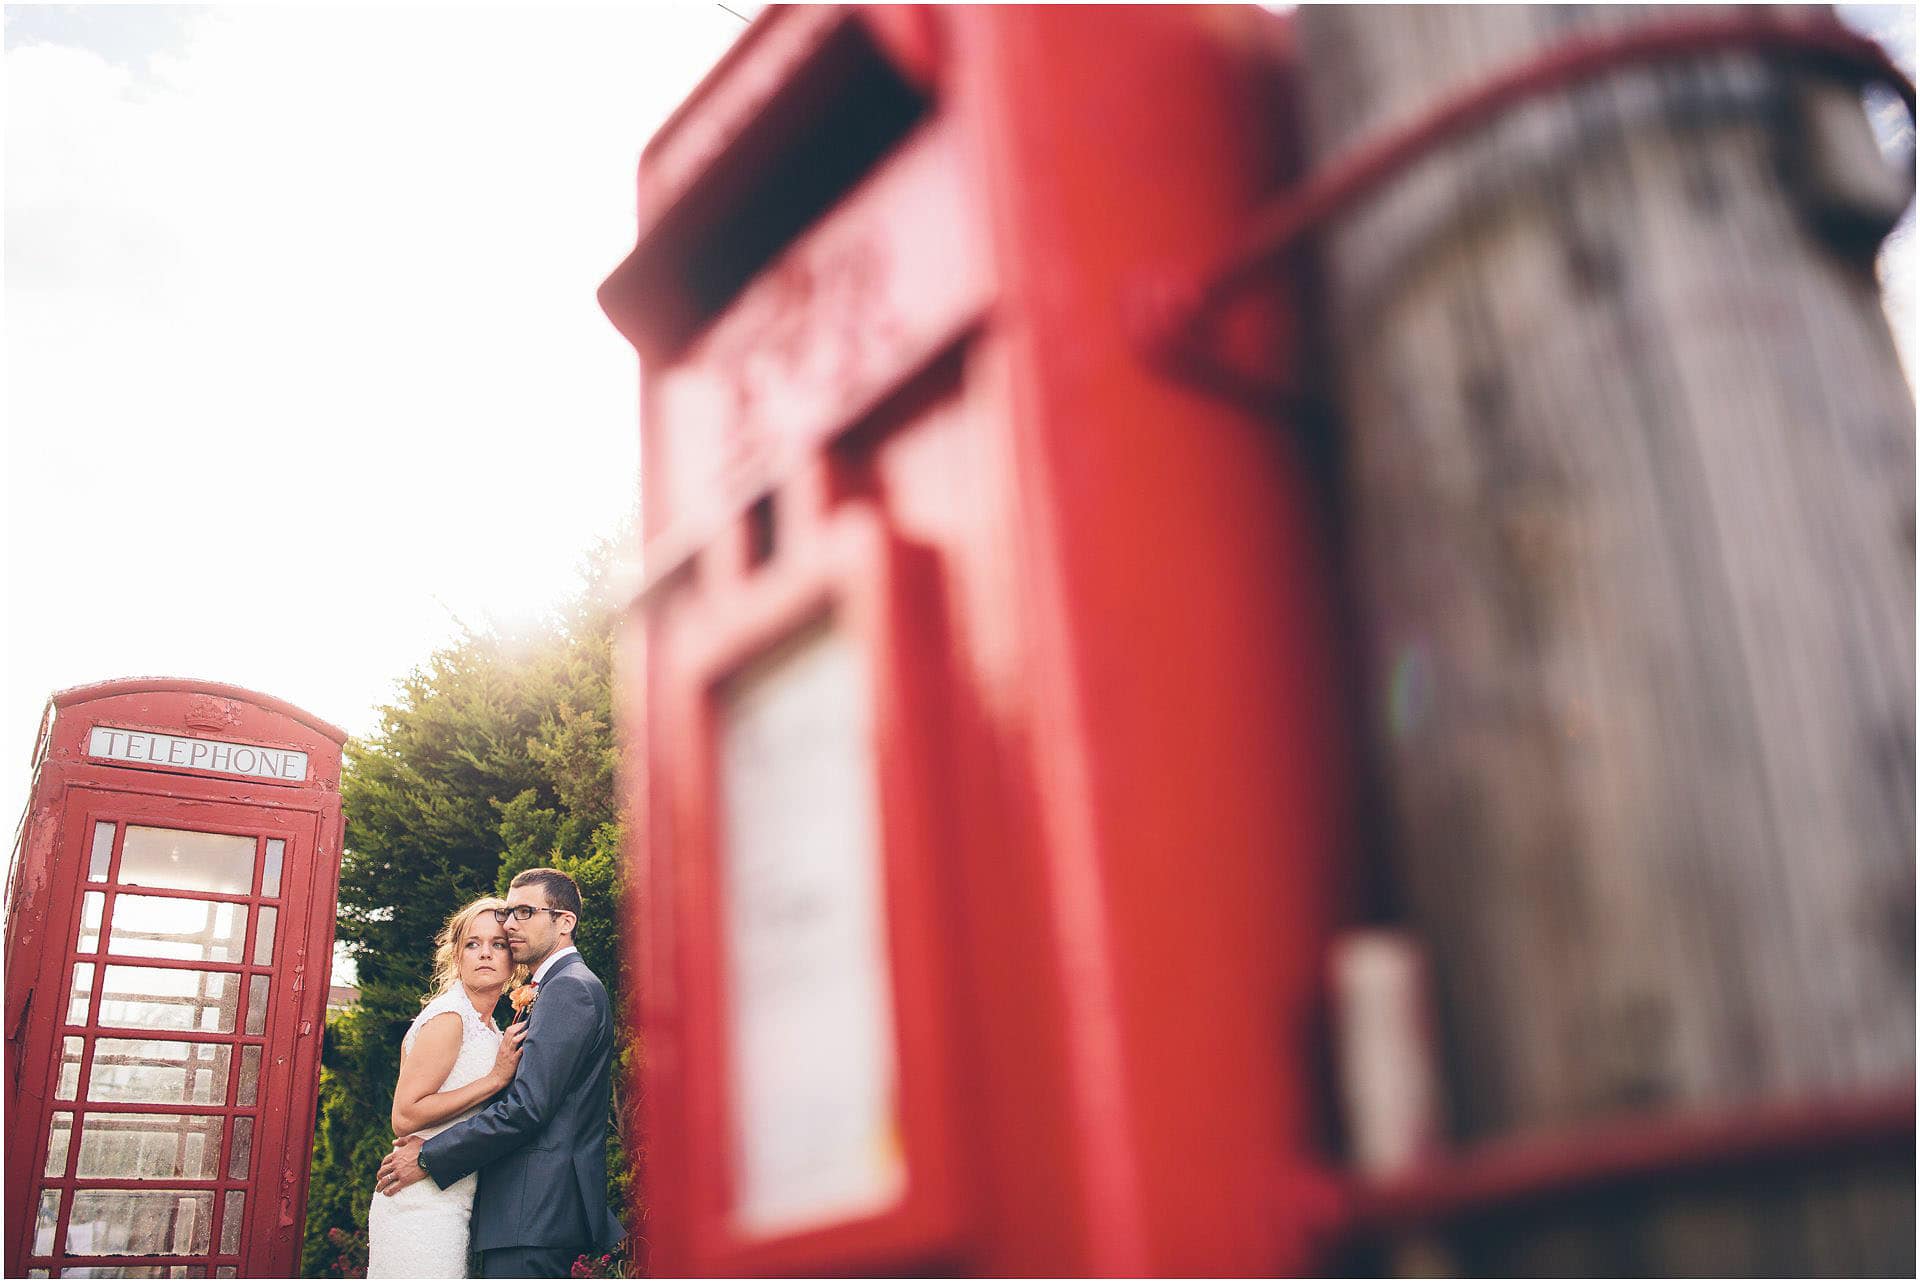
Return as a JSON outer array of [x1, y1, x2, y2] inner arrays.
[[57, 1036, 83, 1100], [252, 907, 277, 966], [717, 618, 905, 1236], [88, 822, 115, 882], [119, 827, 254, 896], [68, 962, 96, 1025], [244, 975, 269, 1035], [97, 966, 239, 1034], [27, 1270, 49, 1278], [219, 1190, 244, 1254], [225, 1113, 255, 1175], [228, 1115, 254, 1179], [46, 1111, 74, 1176], [86, 1038, 232, 1105], [35, 1189, 62, 1254], [76, 1112, 225, 1179], [261, 839, 284, 898], [236, 1045, 261, 1105], [216, 1271, 235, 1279], [108, 896, 247, 964], [77, 892, 106, 953], [65, 1188, 212, 1255]]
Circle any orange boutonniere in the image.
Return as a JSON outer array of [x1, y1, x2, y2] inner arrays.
[[509, 981, 538, 1021]]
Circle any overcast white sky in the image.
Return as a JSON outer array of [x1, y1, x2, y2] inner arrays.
[[4, 4, 752, 827], [2, 5, 1913, 963]]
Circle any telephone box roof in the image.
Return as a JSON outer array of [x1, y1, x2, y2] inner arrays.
[[48, 677, 350, 745]]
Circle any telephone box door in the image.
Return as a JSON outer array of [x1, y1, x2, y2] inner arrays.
[[11, 792, 330, 1278]]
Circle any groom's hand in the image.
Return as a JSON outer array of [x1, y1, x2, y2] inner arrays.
[[376, 1134, 428, 1197]]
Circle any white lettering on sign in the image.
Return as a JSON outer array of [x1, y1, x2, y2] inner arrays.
[[88, 726, 308, 782], [718, 616, 905, 1238]]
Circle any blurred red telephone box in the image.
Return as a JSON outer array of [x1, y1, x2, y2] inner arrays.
[[599, 6, 1350, 1275], [4, 680, 347, 1279]]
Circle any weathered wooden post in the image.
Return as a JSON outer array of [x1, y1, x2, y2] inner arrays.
[[1295, 4, 1914, 1273]]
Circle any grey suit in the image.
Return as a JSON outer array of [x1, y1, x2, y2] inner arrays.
[[418, 951, 624, 1277]]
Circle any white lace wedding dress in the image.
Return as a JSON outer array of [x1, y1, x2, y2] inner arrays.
[[366, 988, 503, 1278]]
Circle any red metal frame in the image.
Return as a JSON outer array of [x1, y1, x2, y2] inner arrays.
[[658, 494, 968, 1276], [1295, 1084, 1918, 1252], [1142, 10, 1920, 409], [6, 681, 344, 1278]]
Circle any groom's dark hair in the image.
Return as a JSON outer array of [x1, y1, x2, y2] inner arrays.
[[511, 867, 584, 925]]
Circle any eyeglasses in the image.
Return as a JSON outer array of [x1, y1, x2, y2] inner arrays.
[[489, 906, 572, 924]]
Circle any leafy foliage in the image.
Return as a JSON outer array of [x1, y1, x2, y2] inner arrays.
[[323, 1227, 369, 1278], [569, 1242, 637, 1278], [303, 564, 630, 1276]]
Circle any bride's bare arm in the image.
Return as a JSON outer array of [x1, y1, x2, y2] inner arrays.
[[390, 1013, 526, 1134]]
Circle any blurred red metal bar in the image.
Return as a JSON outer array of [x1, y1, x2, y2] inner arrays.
[[1145, 11, 1918, 407], [1324, 1083, 1915, 1241]]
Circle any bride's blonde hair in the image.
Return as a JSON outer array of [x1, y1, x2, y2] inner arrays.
[[423, 896, 526, 1005]]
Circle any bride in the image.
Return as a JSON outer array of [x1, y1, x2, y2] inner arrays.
[[367, 896, 529, 1278]]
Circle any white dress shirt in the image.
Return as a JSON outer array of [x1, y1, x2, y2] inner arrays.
[[532, 944, 578, 985]]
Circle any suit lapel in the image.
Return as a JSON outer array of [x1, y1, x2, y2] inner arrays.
[[543, 950, 585, 983]]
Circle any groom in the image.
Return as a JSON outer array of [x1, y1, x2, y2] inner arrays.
[[376, 867, 624, 1277]]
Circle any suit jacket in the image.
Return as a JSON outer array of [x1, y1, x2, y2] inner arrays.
[[419, 950, 624, 1253]]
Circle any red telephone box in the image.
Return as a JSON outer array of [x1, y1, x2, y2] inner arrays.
[[4, 680, 347, 1279], [599, 5, 1350, 1276]]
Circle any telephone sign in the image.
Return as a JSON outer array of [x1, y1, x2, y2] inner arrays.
[[86, 728, 310, 783]]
